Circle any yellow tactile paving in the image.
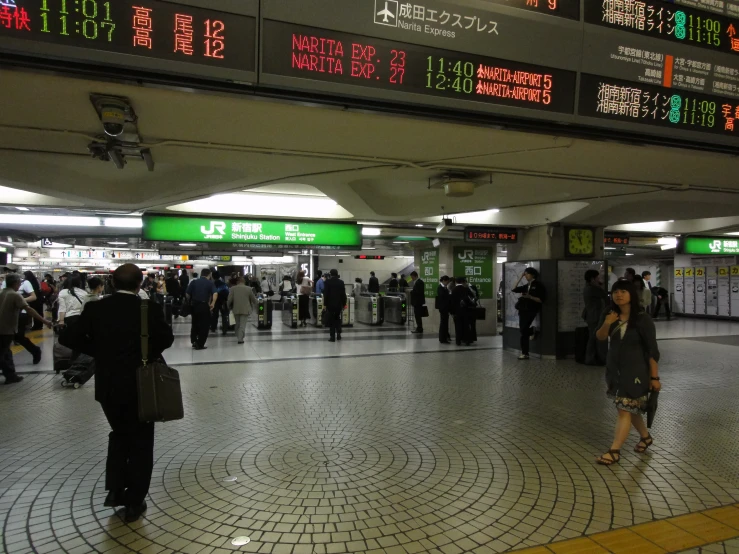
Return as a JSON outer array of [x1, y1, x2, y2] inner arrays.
[[10, 336, 44, 355], [513, 504, 739, 554]]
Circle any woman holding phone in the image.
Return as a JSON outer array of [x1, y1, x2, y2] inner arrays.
[[595, 279, 661, 466]]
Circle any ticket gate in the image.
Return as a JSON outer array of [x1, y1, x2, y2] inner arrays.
[[283, 295, 298, 328], [383, 293, 407, 324], [342, 297, 355, 327], [355, 293, 383, 325], [310, 294, 325, 327], [255, 295, 273, 330]]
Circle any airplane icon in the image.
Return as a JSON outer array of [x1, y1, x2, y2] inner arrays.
[[374, 0, 398, 26]]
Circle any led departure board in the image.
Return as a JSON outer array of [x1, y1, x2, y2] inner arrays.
[[585, 0, 739, 58], [464, 227, 518, 243], [579, 73, 739, 137], [483, 0, 579, 20], [0, 0, 256, 75], [262, 20, 576, 114]]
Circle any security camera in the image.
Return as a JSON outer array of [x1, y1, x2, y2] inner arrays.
[[90, 94, 137, 138]]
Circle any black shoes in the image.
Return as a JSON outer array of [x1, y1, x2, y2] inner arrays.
[[104, 490, 125, 508], [194, 346, 208, 351], [124, 501, 147, 523], [411, 329, 423, 334], [328, 338, 336, 342], [4, 375, 24, 385], [237, 341, 245, 344], [440, 341, 450, 344], [32, 350, 42, 365], [337, 335, 342, 341]]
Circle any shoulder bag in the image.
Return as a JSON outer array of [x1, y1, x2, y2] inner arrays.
[[137, 300, 184, 423]]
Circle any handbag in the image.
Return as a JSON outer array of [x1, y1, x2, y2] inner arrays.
[[136, 300, 184, 423], [321, 309, 330, 326], [469, 307, 486, 321], [179, 300, 191, 318], [419, 305, 429, 318], [229, 311, 236, 326]]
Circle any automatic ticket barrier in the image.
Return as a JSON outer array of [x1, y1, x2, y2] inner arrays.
[[283, 295, 298, 328], [310, 294, 324, 327], [383, 293, 407, 324], [255, 295, 273, 330], [342, 297, 355, 327], [355, 293, 383, 326]]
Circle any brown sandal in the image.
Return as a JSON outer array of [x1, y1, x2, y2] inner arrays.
[[596, 450, 621, 466], [635, 435, 653, 453]]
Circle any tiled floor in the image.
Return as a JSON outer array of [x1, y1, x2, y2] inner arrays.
[[1, 316, 738, 553]]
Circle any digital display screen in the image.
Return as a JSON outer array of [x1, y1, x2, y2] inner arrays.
[[355, 255, 385, 260], [579, 73, 739, 137], [484, 0, 579, 20], [0, 0, 256, 72], [585, 0, 739, 58], [464, 227, 519, 243], [262, 20, 577, 114], [604, 233, 630, 245]]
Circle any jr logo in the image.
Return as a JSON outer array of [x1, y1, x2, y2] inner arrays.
[[710, 240, 722, 253], [458, 250, 474, 261], [201, 221, 226, 239]]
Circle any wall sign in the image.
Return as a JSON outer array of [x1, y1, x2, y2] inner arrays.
[[142, 215, 363, 248], [419, 247, 439, 298], [453, 246, 493, 298], [683, 236, 739, 254]]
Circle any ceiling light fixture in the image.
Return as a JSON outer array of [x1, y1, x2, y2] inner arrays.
[[108, 241, 128, 246], [15, 207, 29, 211], [179, 243, 197, 247], [104, 217, 143, 228], [393, 241, 410, 244], [415, 224, 424, 227], [0, 215, 100, 227], [362, 228, 382, 236], [362, 247, 376, 250]]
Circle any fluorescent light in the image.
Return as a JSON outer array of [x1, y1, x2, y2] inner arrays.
[[167, 193, 349, 219], [489, 209, 500, 213], [657, 237, 677, 246], [497, 257, 507, 263], [0, 215, 100, 226], [415, 224, 424, 227], [15, 207, 29, 211], [661, 244, 677, 250], [605, 247, 616, 250], [626, 253, 635, 256], [393, 241, 409, 244], [725, 232, 739, 236], [0, 241, 12, 247], [608, 221, 675, 233], [179, 243, 197, 247], [104, 217, 143, 228], [362, 228, 382, 236], [361, 247, 376, 250], [108, 241, 128, 246]]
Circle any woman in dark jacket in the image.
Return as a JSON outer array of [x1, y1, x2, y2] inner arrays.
[[595, 280, 661, 465]]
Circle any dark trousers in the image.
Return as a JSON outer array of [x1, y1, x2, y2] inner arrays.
[[519, 311, 537, 355], [414, 310, 424, 332], [101, 399, 155, 507], [328, 310, 342, 339], [654, 297, 672, 318], [210, 304, 229, 333], [30, 300, 45, 330], [453, 312, 470, 345], [298, 295, 310, 322], [190, 302, 211, 348], [15, 313, 40, 355], [438, 310, 450, 342], [0, 335, 17, 380], [585, 322, 607, 365]]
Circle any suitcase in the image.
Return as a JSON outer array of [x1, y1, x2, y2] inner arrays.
[[137, 300, 184, 423], [61, 354, 95, 388], [575, 326, 589, 364], [53, 339, 74, 375]]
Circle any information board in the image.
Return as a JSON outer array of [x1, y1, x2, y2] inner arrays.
[[419, 247, 439, 299], [732, 265, 739, 316], [557, 260, 605, 333], [683, 236, 739, 254], [717, 266, 731, 316], [142, 215, 362, 248], [0, 0, 257, 80], [674, 267, 685, 313], [695, 266, 707, 314], [453, 246, 493, 298], [464, 227, 518, 243]]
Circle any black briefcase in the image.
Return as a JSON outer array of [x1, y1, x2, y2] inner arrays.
[[469, 307, 486, 321], [137, 300, 184, 423]]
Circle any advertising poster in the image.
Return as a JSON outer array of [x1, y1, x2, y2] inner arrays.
[[453, 246, 493, 299]]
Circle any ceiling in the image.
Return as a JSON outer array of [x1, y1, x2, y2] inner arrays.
[[1, 67, 739, 235]]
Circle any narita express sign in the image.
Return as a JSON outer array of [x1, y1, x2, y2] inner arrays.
[[683, 237, 739, 255]]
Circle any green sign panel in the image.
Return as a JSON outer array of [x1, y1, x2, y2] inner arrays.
[[683, 237, 739, 255], [143, 216, 362, 248], [453, 246, 494, 298], [419, 248, 439, 299]]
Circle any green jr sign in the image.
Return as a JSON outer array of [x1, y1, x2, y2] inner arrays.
[[453, 246, 494, 298], [419, 248, 439, 299], [143, 216, 362, 248], [683, 237, 739, 255]]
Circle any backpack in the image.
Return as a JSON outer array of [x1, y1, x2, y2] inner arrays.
[[40, 281, 52, 297]]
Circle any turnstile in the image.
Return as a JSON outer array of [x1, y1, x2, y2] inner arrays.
[[342, 297, 355, 327], [355, 293, 383, 325], [283, 295, 298, 328], [310, 294, 325, 327], [255, 295, 273, 330], [383, 293, 407, 324]]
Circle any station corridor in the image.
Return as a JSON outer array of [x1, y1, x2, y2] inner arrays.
[[1, 318, 738, 554]]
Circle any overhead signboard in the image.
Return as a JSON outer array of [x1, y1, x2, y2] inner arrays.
[[0, 0, 258, 81], [142, 215, 363, 248], [682, 236, 739, 254], [419, 247, 439, 298], [604, 232, 630, 246], [453, 246, 493, 298], [464, 227, 518, 243]]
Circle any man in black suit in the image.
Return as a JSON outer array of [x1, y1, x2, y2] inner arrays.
[[61, 264, 174, 523], [323, 269, 347, 342], [409, 271, 425, 334], [368, 272, 380, 293], [450, 277, 474, 346], [435, 276, 451, 344]]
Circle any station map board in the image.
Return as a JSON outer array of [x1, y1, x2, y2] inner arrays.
[[3, 0, 739, 148]]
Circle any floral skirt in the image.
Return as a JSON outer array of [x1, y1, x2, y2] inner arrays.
[[609, 393, 648, 414]]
